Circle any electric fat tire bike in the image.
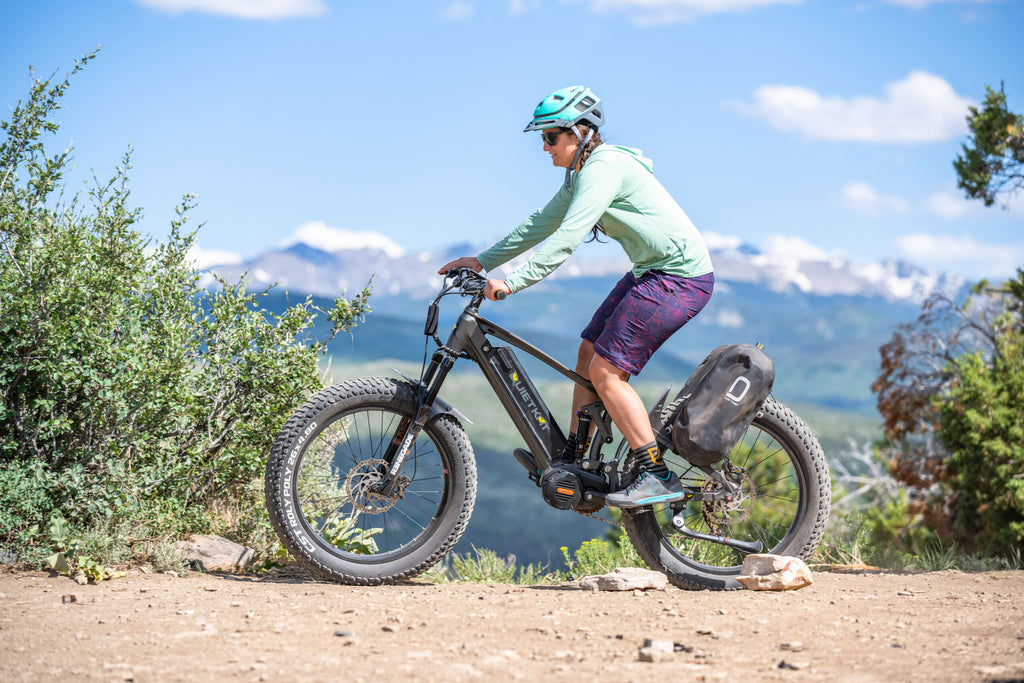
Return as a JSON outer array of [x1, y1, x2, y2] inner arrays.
[[264, 268, 832, 590]]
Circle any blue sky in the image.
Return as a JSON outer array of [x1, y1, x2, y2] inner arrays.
[[3, 0, 1022, 281]]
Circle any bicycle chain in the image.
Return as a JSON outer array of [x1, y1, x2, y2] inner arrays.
[[574, 508, 622, 528]]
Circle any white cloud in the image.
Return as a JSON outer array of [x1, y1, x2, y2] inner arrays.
[[841, 181, 912, 217], [923, 184, 1024, 220], [733, 71, 974, 143], [280, 221, 406, 258], [443, 0, 475, 20], [563, 0, 804, 25], [509, 0, 542, 14], [762, 234, 836, 262], [923, 188, 978, 220], [702, 230, 743, 251], [188, 245, 243, 269], [895, 233, 1024, 279], [713, 307, 745, 328], [882, 0, 1005, 7], [134, 0, 328, 20], [839, 181, 1024, 221]]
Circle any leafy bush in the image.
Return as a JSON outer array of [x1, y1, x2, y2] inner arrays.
[[873, 270, 1024, 561], [0, 51, 371, 568], [939, 318, 1024, 556]]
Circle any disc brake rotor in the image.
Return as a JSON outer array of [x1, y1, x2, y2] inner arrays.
[[702, 469, 756, 529], [345, 458, 407, 513]]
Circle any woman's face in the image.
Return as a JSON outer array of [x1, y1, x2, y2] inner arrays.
[[542, 128, 578, 169]]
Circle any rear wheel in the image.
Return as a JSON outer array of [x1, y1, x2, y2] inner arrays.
[[622, 396, 830, 590], [265, 377, 476, 585]]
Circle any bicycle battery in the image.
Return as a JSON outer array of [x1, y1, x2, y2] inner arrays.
[[483, 345, 566, 462]]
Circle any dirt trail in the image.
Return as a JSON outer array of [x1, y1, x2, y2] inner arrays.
[[2, 568, 1023, 682]]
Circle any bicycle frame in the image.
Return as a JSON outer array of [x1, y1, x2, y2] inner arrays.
[[377, 274, 618, 493], [426, 292, 616, 469]]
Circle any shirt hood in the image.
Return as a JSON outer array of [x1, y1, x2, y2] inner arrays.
[[595, 144, 654, 173]]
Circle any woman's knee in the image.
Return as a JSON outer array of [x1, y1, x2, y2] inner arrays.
[[576, 340, 595, 376], [588, 352, 629, 391]]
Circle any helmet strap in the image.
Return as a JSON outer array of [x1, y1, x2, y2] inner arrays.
[[564, 125, 595, 187]]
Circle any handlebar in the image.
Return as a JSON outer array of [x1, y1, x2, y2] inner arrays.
[[428, 267, 506, 352], [440, 267, 507, 301]]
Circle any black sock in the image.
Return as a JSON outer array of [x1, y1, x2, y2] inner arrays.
[[633, 441, 669, 478]]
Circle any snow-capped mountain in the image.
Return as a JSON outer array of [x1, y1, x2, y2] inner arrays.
[[200, 229, 964, 304]]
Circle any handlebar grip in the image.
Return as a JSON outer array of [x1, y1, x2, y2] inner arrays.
[[495, 290, 507, 301]]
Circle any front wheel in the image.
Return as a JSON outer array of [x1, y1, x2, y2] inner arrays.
[[264, 377, 477, 585], [622, 396, 831, 590]]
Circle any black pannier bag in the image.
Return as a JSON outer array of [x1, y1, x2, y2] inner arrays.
[[668, 343, 775, 466]]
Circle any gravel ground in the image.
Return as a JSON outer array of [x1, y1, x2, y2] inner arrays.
[[2, 567, 1023, 682]]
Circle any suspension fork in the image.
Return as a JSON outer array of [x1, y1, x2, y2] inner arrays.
[[376, 340, 463, 496]]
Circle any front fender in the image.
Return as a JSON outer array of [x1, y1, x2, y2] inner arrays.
[[393, 370, 473, 425]]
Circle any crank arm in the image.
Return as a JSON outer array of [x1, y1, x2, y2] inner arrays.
[[670, 516, 764, 555]]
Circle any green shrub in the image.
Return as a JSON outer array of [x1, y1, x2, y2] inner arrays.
[[0, 51, 371, 567], [445, 546, 557, 584], [939, 322, 1024, 557]]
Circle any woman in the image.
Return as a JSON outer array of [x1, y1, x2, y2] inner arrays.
[[438, 85, 714, 508]]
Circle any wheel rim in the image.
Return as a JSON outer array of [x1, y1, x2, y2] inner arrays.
[[648, 417, 809, 574], [293, 406, 452, 563]]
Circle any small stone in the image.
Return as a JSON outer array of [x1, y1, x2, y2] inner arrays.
[[642, 638, 675, 653], [638, 648, 673, 662], [61, 594, 78, 604], [334, 629, 355, 637], [778, 660, 810, 670], [780, 642, 804, 652], [737, 554, 813, 591], [578, 567, 669, 592], [176, 534, 255, 571]]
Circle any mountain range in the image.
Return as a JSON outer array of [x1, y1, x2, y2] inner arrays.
[[202, 229, 963, 305], [201, 230, 964, 415]]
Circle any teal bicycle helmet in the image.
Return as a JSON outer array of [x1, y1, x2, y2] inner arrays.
[[525, 86, 605, 185], [523, 85, 604, 132]]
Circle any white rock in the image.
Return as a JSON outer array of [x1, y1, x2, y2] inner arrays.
[[736, 554, 813, 591], [578, 567, 669, 592]]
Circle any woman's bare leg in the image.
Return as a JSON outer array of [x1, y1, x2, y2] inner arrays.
[[574, 340, 655, 448]]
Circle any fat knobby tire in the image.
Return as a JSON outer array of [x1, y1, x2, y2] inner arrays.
[[264, 377, 477, 585], [623, 396, 831, 591]]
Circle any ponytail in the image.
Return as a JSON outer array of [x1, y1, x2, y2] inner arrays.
[[574, 124, 606, 243]]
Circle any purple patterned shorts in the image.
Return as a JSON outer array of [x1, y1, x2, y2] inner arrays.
[[581, 270, 714, 375]]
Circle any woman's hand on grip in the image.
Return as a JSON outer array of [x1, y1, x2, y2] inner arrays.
[[485, 279, 510, 301], [437, 256, 482, 275]]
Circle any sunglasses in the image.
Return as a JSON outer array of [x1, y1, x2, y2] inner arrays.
[[542, 129, 566, 146]]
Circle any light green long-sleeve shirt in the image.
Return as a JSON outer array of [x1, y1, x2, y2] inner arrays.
[[476, 145, 713, 294]]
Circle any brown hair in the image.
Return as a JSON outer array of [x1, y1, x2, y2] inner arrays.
[[571, 123, 606, 242], [573, 123, 603, 170]]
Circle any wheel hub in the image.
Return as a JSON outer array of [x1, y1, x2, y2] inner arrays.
[[702, 469, 756, 529], [345, 458, 408, 513]]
